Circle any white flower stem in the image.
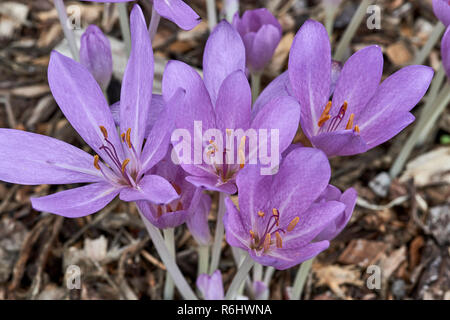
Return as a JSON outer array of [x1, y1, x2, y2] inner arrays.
[[224, 0, 239, 23], [324, 3, 339, 38], [334, 0, 371, 61], [263, 266, 275, 286], [209, 192, 227, 274], [224, 253, 255, 300], [53, 0, 79, 61], [251, 72, 262, 105], [117, 2, 131, 57], [290, 258, 313, 300], [206, 0, 218, 31], [253, 263, 263, 282], [148, 6, 161, 43], [163, 228, 175, 300], [197, 245, 210, 276], [413, 22, 445, 66], [390, 81, 450, 179], [137, 207, 198, 300]]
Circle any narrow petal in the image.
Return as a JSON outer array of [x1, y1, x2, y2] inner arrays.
[[331, 45, 383, 118], [215, 70, 251, 132], [203, 21, 246, 104], [288, 20, 331, 137], [31, 183, 119, 218], [0, 129, 102, 185], [153, 0, 200, 30], [271, 147, 331, 225], [185, 176, 237, 194], [48, 51, 123, 163], [252, 71, 291, 116], [248, 240, 329, 270], [358, 65, 433, 146], [310, 130, 368, 157], [248, 24, 281, 72], [187, 192, 212, 246], [120, 5, 154, 153], [119, 175, 179, 204], [223, 197, 251, 250]]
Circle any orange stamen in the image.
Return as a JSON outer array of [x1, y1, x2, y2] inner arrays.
[[272, 208, 280, 226], [263, 233, 271, 251], [257, 211, 265, 218], [99, 126, 108, 139], [121, 133, 126, 142], [287, 217, 300, 232], [354, 125, 360, 133], [121, 159, 130, 173], [345, 113, 355, 130], [318, 101, 332, 127], [126, 128, 132, 148], [250, 230, 256, 239], [275, 232, 283, 249], [93, 155, 100, 170]]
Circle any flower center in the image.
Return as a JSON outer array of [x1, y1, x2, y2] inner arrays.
[[155, 182, 183, 217], [317, 101, 360, 133], [249, 208, 299, 252], [93, 126, 139, 187]]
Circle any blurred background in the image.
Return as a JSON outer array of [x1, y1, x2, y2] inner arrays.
[[0, 0, 448, 300]]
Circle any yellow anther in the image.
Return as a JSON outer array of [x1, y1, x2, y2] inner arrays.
[[345, 113, 355, 130], [99, 126, 108, 139], [93, 155, 101, 170], [275, 232, 283, 249], [226, 129, 232, 136], [354, 125, 360, 133], [287, 217, 300, 232], [126, 128, 132, 148], [318, 101, 332, 127], [250, 230, 256, 239], [341, 101, 348, 113], [272, 208, 280, 226], [257, 211, 265, 218], [263, 234, 271, 251], [238, 136, 246, 169], [121, 133, 126, 142], [121, 158, 130, 173]]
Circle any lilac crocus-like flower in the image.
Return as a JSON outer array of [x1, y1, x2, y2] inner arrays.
[[223, 147, 352, 270], [196, 270, 224, 300], [288, 20, 433, 157], [0, 5, 178, 217], [164, 21, 300, 194], [138, 148, 210, 229], [186, 189, 212, 245], [80, 0, 200, 30], [442, 26, 450, 79], [232, 8, 282, 74], [432, 0, 450, 26], [80, 25, 113, 90]]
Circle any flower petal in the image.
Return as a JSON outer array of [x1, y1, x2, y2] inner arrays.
[[187, 192, 212, 245], [248, 24, 281, 72], [203, 21, 246, 104], [252, 71, 291, 116], [0, 129, 102, 185], [119, 175, 179, 204], [153, 0, 200, 30], [223, 197, 251, 250], [310, 130, 368, 157], [119, 5, 154, 153], [185, 175, 237, 194], [196, 270, 224, 300], [433, 0, 450, 26], [331, 45, 383, 119], [137, 200, 190, 229], [48, 51, 123, 164], [288, 19, 331, 137], [31, 182, 119, 218], [215, 70, 251, 132]]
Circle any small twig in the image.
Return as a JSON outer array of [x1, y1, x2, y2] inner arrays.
[[0, 94, 16, 128], [141, 249, 166, 271], [0, 184, 19, 214]]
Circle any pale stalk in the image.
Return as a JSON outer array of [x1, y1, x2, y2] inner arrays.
[[290, 258, 313, 300], [137, 207, 198, 300], [148, 6, 161, 43], [390, 82, 450, 178], [209, 192, 227, 274], [263, 266, 275, 286], [197, 245, 210, 276], [206, 0, 218, 31], [225, 0, 239, 22], [253, 263, 263, 282], [118, 2, 131, 57], [412, 22, 445, 66], [251, 73, 262, 105], [53, 0, 79, 61], [324, 3, 339, 38], [334, 0, 371, 61], [224, 253, 255, 300], [163, 228, 175, 300]]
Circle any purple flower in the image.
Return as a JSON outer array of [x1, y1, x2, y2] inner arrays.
[[164, 21, 300, 194], [232, 8, 282, 74], [186, 189, 212, 245], [138, 148, 207, 229], [223, 147, 351, 270], [433, 0, 450, 27], [288, 20, 433, 157], [442, 26, 450, 79], [80, 25, 113, 90], [253, 281, 269, 300], [0, 5, 178, 218], [80, 0, 200, 30], [196, 270, 224, 300]]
